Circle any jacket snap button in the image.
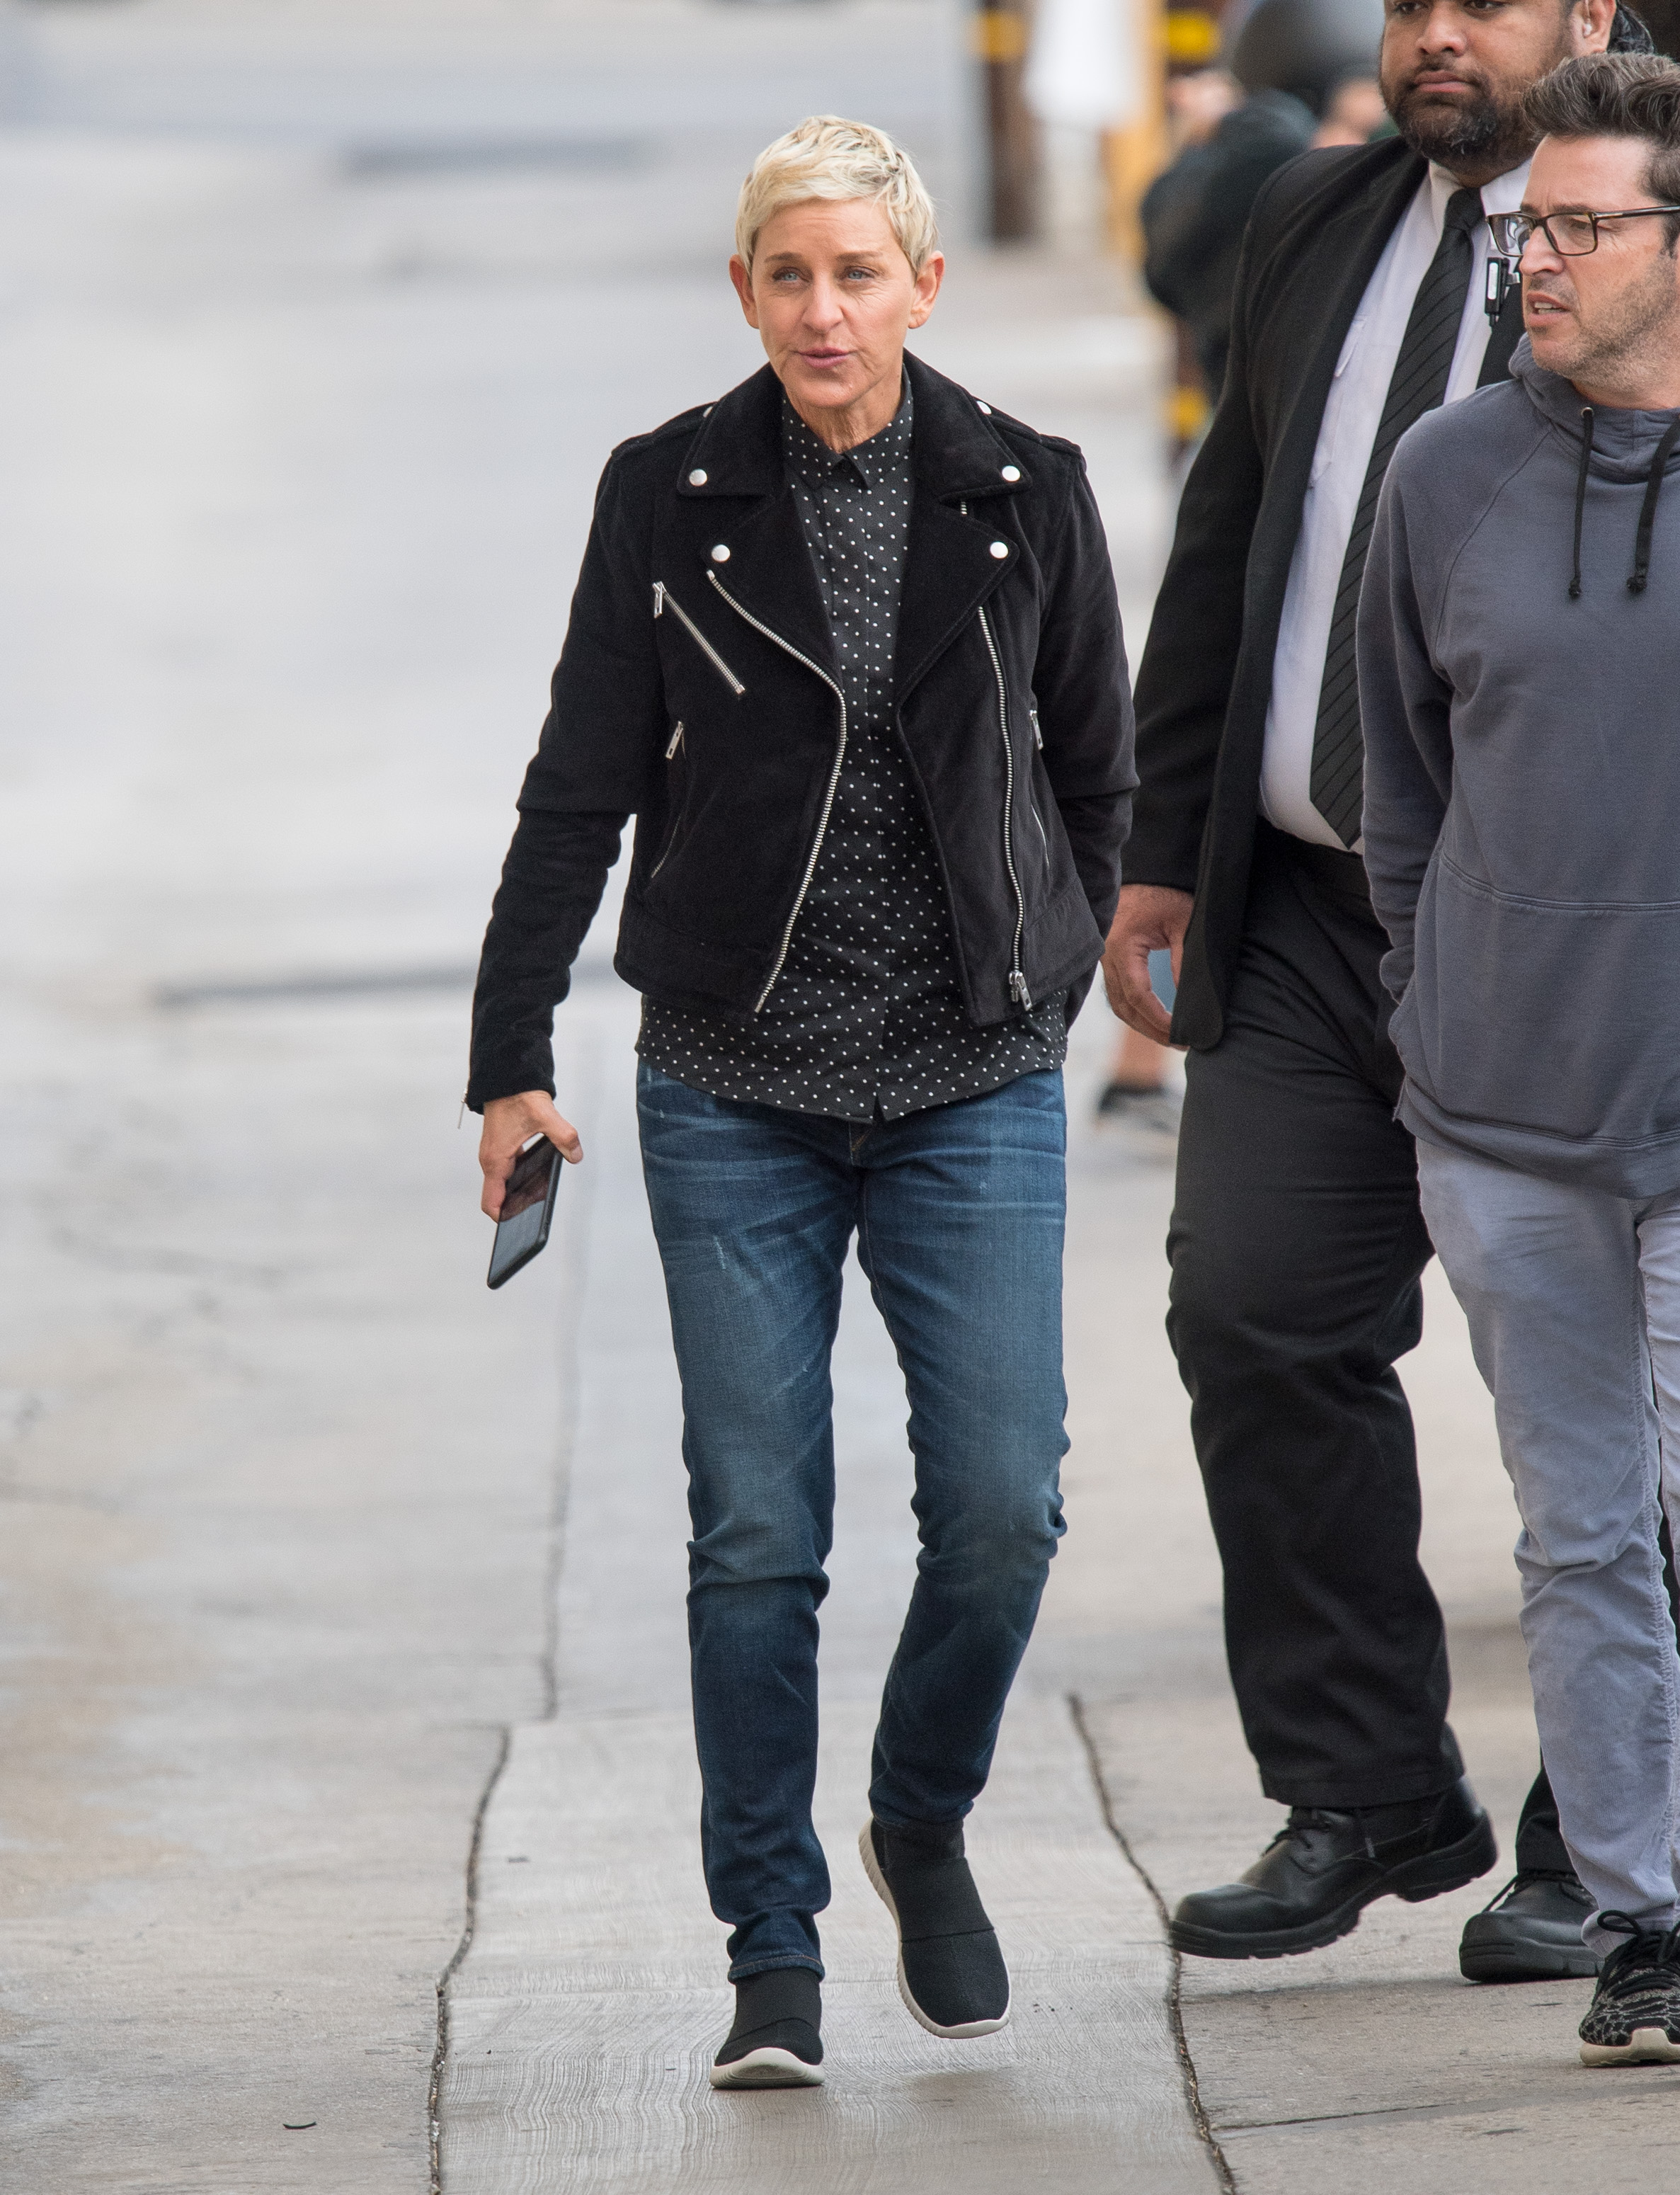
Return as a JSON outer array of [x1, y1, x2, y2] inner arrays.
[[689, 468, 708, 486], [976, 400, 993, 415], [711, 543, 730, 562], [989, 540, 1009, 559], [1000, 465, 1020, 481]]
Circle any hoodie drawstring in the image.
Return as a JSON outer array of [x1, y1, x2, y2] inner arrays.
[[1629, 416, 1680, 594], [1570, 406, 1594, 599]]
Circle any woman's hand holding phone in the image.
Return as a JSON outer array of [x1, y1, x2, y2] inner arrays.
[[479, 1090, 583, 1219]]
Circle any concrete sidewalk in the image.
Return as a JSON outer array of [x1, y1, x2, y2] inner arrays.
[[435, 984, 1217, 2194], [4, 1, 1675, 2189]]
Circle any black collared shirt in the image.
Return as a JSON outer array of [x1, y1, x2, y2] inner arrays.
[[637, 387, 1065, 1121]]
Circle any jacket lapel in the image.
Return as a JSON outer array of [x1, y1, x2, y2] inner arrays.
[[704, 485, 837, 678], [1478, 280, 1525, 386], [1251, 147, 1427, 578], [674, 364, 835, 675], [894, 354, 1029, 700], [668, 353, 1027, 698], [1213, 146, 1429, 861]]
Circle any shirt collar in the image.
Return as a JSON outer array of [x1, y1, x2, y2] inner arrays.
[[1427, 156, 1532, 227], [782, 380, 913, 491]]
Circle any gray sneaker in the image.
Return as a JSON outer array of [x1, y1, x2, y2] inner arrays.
[[1578, 1913, 1680, 2066]]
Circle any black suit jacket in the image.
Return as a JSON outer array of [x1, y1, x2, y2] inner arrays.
[[1126, 138, 1524, 1049]]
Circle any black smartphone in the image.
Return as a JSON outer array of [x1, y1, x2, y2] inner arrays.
[[487, 1136, 561, 1289]]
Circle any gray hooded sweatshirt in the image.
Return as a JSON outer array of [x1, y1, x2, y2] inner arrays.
[[1359, 336, 1680, 1197]]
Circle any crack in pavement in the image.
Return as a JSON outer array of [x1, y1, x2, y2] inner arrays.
[[1071, 1693, 1239, 2195], [429, 1727, 510, 2195], [429, 1039, 601, 2187]]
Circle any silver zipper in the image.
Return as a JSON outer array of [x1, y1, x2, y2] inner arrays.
[[1027, 717, 1048, 864], [649, 725, 690, 879], [978, 603, 1031, 1008], [653, 581, 746, 697], [707, 569, 847, 1012]]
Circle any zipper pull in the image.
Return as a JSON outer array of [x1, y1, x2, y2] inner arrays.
[[1029, 707, 1043, 750], [652, 582, 665, 617], [665, 720, 685, 760], [1010, 971, 1033, 1008]]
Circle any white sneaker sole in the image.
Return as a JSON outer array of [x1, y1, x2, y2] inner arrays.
[[1580, 2025, 1680, 2067], [708, 2046, 824, 2089], [857, 1823, 1011, 2040]]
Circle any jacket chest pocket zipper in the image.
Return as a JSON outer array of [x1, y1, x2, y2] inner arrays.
[[665, 719, 685, 761], [653, 581, 746, 696]]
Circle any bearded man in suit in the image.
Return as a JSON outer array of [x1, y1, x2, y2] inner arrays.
[[1105, 0, 1661, 1981]]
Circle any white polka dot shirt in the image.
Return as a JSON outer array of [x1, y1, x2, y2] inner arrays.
[[639, 386, 1065, 1122]]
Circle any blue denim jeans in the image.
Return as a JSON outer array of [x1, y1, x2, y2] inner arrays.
[[636, 1064, 1069, 1978]]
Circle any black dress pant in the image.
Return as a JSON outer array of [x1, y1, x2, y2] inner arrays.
[[1170, 821, 1471, 1810]]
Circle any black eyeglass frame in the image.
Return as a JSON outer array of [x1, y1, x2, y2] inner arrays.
[[1488, 205, 1680, 258]]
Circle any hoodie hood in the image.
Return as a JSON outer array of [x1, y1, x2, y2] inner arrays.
[[1509, 334, 1680, 479], [1509, 334, 1680, 595]]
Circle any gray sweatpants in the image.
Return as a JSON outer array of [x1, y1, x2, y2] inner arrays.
[[1417, 1140, 1680, 1954]]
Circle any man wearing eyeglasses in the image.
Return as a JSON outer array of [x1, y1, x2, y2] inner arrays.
[[1359, 51, 1680, 2063], [1107, 0, 1667, 1984]]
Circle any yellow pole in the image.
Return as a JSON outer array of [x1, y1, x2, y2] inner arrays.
[[1102, 0, 1167, 264]]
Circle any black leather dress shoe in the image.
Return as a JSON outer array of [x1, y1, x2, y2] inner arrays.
[[1459, 1869, 1600, 1982], [1170, 1776, 1498, 1959]]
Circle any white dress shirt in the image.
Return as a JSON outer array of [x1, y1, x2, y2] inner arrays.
[[1259, 159, 1531, 850]]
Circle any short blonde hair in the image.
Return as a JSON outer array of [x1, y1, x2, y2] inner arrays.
[[735, 115, 939, 276]]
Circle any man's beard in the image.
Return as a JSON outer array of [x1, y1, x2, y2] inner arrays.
[[1383, 61, 1560, 175], [1531, 256, 1680, 392]]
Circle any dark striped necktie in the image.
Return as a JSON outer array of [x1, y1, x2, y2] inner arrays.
[[1309, 186, 1484, 848]]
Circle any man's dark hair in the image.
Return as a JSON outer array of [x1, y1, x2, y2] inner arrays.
[[1526, 53, 1680, 244]]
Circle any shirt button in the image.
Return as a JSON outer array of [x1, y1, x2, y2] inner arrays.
[[689, 468, 708, 486], [990, 540, 1009, 559], [711, 544, 730, 562]]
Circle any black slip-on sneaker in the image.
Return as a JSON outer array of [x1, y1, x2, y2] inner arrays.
[[709, 1966, 824, 2089], [860, 1818, 1010, 2039], [1169, 1775, 1498, 1960], [1578, 1913, 1680, 2066], [1459, 1870, 1599, 1983]]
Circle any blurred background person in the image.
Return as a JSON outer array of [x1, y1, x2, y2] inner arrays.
[[1143, 0, 1387, 432], [1094, 947, 1182, 1125], [1101, 0, 1384, 1128], [1315, 69, 1391, 141]]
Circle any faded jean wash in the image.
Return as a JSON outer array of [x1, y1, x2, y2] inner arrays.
[[636, 1062, 1069, 1978]]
